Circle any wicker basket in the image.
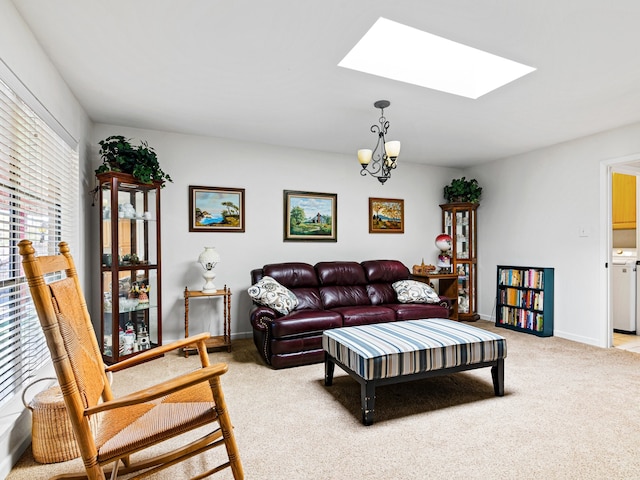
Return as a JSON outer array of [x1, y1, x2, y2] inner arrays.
[[23, 378, 99, 464]]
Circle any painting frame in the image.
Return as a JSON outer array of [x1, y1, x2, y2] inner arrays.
[[369, 197, 405, 234], [283, 190, 337, 242], [189, 186, 245, 232]]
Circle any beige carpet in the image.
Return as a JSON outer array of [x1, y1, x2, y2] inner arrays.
[[7, 320, 640, 479]]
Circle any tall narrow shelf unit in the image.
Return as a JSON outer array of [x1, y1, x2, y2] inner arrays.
[[441, 202, 480, 321], [496, 265, 554, 337], [98, 172, 163, 363]]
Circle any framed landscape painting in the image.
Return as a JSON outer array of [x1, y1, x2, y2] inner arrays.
[[284, 190, 337, 242], [369, 197, 404, 233], [189, 186, 245, 232]]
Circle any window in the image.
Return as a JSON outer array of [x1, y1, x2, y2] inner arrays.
[[0, 77, 79, 406]]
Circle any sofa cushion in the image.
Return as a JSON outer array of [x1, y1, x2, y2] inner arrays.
[[385, 303, 450, 320], [258, 263, 323, 310], [248, 276, 299, 315], [332, 305, 396, 327], [288, 287, 323, 310], [263, 262, 319, 288], [392, 279, 441, 304], [361, 260, 410, 283], [270, 310, 343, 338], [366, 284, 397, 305], [320, 285, 370, 309], [316, 261, 367, 286], [316, 262, 370, 309]]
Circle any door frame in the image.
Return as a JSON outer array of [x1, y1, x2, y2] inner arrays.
[[601, 153, 640, 347]]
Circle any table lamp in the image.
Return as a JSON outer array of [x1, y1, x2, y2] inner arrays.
[[198, 246, 220, 293], [435, 233, 452, 273]]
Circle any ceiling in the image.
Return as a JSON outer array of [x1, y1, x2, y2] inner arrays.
[[11, 0, 640, 168]]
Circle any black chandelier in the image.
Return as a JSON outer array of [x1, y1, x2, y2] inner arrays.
[[357, 100, 401, 185]]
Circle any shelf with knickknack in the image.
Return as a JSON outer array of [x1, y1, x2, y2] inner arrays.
[[98, 172, 162, 363], [495, 265, 554, 337], [410, 272, 459, 321]]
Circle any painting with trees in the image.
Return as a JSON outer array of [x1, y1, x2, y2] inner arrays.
[[369, 197, 404, 233], [189, 186, 245, 232], [283, 190, 337, 242]]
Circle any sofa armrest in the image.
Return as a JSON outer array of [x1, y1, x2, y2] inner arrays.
[[250, 304, 278, 330], [438, 295, 451, 307], [438, 295, 453, 315], [250, 304, 278, 366]]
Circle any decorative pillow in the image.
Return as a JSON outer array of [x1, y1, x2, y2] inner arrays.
[[248, 276, 299, 315], [392, 279, 441, 304]]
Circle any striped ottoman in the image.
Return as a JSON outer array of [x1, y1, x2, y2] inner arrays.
[[322, 318, 507, 425]]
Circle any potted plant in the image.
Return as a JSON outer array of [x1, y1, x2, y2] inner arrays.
[[95, 135, 172, 185], [443, 177, 482, 203]]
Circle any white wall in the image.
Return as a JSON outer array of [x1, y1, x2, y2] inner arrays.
[[468, 121, 640, 348], [91, 124, 462, 343], [0, 0, 92, 477]]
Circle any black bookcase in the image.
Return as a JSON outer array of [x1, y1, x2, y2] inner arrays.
[[496, 265, 554, 337]]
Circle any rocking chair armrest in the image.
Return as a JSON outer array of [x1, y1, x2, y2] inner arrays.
[[86, 362, 229, 416], [105, 332, 212, 373]]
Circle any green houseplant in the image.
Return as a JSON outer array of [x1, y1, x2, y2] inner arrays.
[[95, 135, 172, 185], [443, 177, 482, 203]]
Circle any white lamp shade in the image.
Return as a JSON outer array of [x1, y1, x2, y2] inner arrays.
[[357, 149, 373, 165], [384, 140, 401, 158], [198, 246, 220, 271]]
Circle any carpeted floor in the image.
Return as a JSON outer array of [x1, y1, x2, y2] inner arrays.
[[7, 320, 640, 479]]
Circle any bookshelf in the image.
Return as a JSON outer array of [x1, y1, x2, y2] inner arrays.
[[496, 265, 554, 337]]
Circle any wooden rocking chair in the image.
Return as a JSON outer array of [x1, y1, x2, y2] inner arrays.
[[19, 240, 244, 480]]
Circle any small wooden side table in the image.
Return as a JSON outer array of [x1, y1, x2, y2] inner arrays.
[[410, 273, 459, 321], [183, 285, 232, 357]]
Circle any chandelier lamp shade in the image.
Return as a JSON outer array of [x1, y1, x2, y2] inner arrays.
[[198, 246, 220, 293], [358, 100, 401, 185]]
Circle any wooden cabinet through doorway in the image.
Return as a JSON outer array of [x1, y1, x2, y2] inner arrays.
[[612, 172, 636, 230]]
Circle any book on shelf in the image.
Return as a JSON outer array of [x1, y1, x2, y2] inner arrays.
[[499, 288, 544, 311], [498, 306, 545, 332], [499, 267, 544, 289]]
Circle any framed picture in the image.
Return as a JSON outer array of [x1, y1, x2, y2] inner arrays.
[[284, 190, 337, 242], [189, 186, 245, 232], [369, 197, 404, 233]]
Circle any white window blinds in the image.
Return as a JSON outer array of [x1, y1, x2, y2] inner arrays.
[[0, 78, 79, 406]]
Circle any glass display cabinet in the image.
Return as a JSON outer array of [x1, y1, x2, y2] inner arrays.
[[441, 202, 480, 321], [98, 172, 162, 363]]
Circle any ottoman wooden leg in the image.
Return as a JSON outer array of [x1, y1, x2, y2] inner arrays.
[[324, 353, 335, 386], [491, 358, 504, 396], [361, 380, 376, 426]]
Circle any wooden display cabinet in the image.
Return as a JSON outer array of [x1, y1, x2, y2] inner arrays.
[[98, 172, 162, 364], [441, 202, 480, 321]]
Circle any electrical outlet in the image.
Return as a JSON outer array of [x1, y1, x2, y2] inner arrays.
[[578, 226, 590, 237]]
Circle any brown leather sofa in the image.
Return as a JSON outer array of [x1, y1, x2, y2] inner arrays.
[[249, 259, 451, 369]]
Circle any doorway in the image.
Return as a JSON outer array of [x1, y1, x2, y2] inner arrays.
[[606, 157, 640, 350]]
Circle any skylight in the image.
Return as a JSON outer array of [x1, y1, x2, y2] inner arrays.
[[338, 17, 536, 99]]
